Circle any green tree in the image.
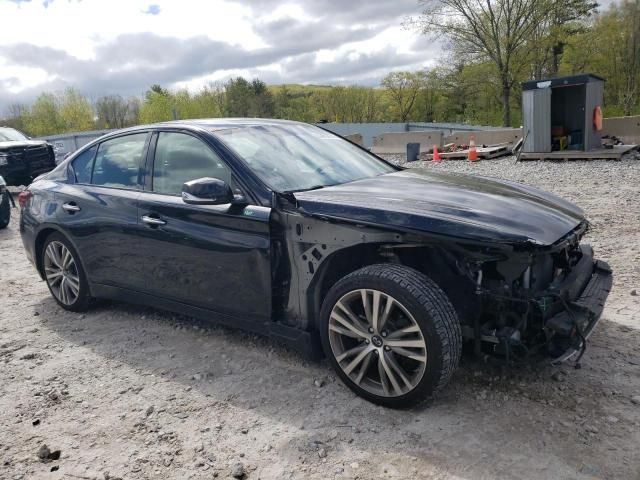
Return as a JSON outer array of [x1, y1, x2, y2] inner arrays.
[[338, 86, 380, 123], [275, 85, 292, 118], [25, 93, 64, 136], [174, 90, 199, 118], [139, 89, 174, 123], [59, 88, 94, 131], [149, 84, 170, 97], [616, 0, 640, 115], [381, 71, 425, 121], [193, 84, 224, 118], [362, 88, 382, 122], [411, 70, 442, 122], [249, 79, 275, 117], [223, 77, 275, 117], [563, 0, 640, 116], [225, 77, 253, 117], [317, 87, 345, 122]]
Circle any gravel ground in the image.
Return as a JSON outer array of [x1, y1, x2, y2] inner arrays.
[[1, 156, 639, 480]]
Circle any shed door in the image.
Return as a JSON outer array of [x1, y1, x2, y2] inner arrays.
[[584, 81, 604, 150], [523, 88, 552, 153]]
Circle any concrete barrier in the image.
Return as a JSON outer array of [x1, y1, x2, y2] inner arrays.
[[343, 133, 363, 146], [445, 128, 522, 146], [602, 116, 640, 144], [371, 131, 444, 154]]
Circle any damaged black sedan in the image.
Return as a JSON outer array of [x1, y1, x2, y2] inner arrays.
[[19, 119, 612, 408]]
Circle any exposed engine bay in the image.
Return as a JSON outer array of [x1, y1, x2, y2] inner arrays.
[[469, 223, 612, 364]]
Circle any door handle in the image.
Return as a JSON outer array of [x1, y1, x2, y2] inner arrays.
[[62, 202, 81, 213], [142, 215, 166, 226]]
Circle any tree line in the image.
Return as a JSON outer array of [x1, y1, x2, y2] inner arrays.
[[1, 0, 638, 136]]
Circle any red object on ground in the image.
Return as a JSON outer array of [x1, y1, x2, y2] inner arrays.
[[432, 145, 441, 162], [468, 136, 478, 162]]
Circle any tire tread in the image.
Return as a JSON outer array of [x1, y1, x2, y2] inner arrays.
[[338, 263, 462, 401], [41, 232, 92, 312]]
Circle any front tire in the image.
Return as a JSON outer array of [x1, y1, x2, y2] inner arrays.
[[0, 193, 10, 229], [41, 233, 92, 311], [320, 264, 462, 408]]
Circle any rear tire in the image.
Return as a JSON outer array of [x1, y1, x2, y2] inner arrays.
[[0, 193, 9, 229], [41, 232, 92, 312], [319, 264, 462, 408]]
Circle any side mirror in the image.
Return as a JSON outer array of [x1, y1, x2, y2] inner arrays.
[[182, 177, 233, 205]]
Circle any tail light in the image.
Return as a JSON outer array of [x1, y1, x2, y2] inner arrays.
[[18, 190, 33, 208]]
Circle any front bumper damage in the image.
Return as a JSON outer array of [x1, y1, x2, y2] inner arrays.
[[545, 256, 612, 363], [474, 243, 612, 364]]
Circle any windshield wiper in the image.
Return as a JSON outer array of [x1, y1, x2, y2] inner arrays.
[[283, 185, 326, 194]]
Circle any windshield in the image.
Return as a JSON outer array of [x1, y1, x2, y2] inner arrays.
[[0, 127, 28, 142], [214, 124, 396, 192]]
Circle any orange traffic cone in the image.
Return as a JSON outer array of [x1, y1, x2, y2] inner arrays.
[[468, 136, 478, 162], [432, 145, 441, 163]]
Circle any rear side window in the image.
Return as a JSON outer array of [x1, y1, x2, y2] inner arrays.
[[92, 133, 149, 189], [152, 132, 232, 195], [71, 146, 97, 184]]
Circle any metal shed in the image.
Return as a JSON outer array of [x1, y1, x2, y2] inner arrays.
[[522, 74, 604, 153]]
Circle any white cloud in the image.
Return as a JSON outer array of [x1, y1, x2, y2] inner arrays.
[[0, 0, 440, 109]]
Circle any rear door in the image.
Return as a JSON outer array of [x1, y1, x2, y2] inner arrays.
[[56, 132, 151, 289], [135, 130, 272, 323]]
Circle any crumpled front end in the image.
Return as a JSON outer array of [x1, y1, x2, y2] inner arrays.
[[468, 223, 612, 364], [542, 252, 612, 363]]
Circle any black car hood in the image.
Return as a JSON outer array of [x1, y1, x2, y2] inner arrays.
[[294, 169, 585, 246], [0, 139, 48, 150]]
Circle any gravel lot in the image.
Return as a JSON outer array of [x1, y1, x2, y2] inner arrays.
[[1, 156, 639, 480]]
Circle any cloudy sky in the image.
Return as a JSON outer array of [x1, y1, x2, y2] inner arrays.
[[0, 0, 439, 110]]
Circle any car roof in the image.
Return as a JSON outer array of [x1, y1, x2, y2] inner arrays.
[[116, 117, 307, 134], [177, 118, 306, 130], [69, 117, 314, 166]]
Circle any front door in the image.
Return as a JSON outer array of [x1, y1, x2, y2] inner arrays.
[[136, 131, 272, 323]]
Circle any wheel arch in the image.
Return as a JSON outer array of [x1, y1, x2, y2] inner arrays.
[[34, 226, 86, 282], [306, 242, 478, 331], [306, 242, 388, 330]]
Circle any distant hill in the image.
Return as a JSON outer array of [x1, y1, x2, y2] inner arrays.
[[267, 84, 334, 96]]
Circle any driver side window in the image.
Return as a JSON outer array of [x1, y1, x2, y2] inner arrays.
[[152, 132, 233, 196]]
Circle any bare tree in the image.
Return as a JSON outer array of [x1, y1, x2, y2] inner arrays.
[[411, 0, 554, 126], [127, 97, 141, 125], [3, 103, 29, 131], [95, 95, 139, 129]]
